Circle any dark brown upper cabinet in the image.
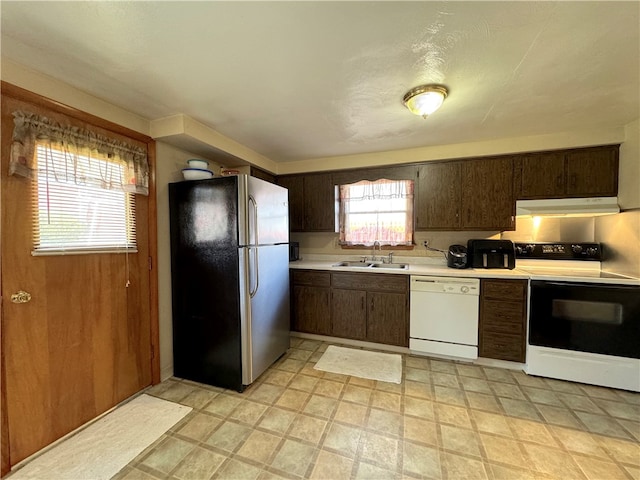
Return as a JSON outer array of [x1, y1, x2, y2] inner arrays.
[[277, 175, 304, 231], [416, 157, 515, 231], [416, 161, 462, 229], [461, 156, 515, 231], [303, 173, 335, 231], [278, 172, 335, 232], [514, 145, 619, 199], [566, 146, 619, 197], [514, 151, 566, 199]]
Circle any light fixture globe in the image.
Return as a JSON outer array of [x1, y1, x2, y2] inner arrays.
[[403, 84, 448, 118]]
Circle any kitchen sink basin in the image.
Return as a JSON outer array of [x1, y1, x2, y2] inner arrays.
[[331, 261, 408, 270], [331, 261, 374, 267], [370, 263, 408, 269]]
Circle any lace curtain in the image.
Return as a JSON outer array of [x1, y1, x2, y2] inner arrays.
[[9, 111, 149, 195], [339, 178, 414, 246]]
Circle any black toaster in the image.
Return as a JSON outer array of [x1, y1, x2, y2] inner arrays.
[[447, 244, 468, 269]]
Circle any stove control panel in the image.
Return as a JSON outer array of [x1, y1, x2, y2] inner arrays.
[[514, 242, 601, 260]]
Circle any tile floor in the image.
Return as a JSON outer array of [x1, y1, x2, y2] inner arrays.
[[114, 338, 640, 480]]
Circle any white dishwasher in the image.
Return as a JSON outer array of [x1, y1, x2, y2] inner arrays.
[[409, 276, 480, 360]]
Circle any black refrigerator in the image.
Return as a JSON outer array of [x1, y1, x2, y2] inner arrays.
[[169, 175, 290, 391]]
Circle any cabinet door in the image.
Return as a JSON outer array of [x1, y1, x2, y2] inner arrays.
[[461, 157, 515, 231], [331, 289, 367, 340], [303, 173, 335, 231], [416, 162, 461, 230], [366, 292, 408, 347], [292, 285, 331, 335], [566, 146, 619, 197], [515, 152, 565, 199], [277, 176, 304, 231], [478, 279, 527, 362]]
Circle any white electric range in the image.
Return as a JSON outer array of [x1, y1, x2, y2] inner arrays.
[[515, 242, 640, 392]]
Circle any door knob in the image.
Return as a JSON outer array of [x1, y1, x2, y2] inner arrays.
[[11, 291, 32, 304]]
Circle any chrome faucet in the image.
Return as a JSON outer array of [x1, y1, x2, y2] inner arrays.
[[386, 252, 394, 264], [372, 241, 381, 261]]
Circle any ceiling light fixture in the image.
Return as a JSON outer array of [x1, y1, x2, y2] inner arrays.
[[403, 84, 448, 118]]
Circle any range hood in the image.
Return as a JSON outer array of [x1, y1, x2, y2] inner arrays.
[[516, 197, 620, 217]]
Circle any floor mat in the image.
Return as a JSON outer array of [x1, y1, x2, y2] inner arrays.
[[10, 393, 191, 480], [314, 345, 402, 383]]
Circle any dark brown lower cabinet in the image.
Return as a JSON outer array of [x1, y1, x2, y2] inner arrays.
[[331, 289, 366, 340], [478, 279, 528, 362], [291, 269, 409, 347], [291, 270, 331, 335], [367, 292, 407, 346]]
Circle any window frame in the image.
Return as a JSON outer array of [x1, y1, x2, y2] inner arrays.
[[337, 178, 415, 248], [31, 143, 138, 256]]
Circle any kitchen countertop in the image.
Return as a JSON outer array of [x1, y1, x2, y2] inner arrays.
[[289, 255, 640, 284], [289, 255, 530, 279]]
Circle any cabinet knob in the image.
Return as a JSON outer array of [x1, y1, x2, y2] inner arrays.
[[11, 290, 32, 304]]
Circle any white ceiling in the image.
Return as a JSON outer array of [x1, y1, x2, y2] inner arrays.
[[1, 1, 638, 164]]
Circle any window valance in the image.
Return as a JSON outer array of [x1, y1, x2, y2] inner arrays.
[[9, 111, 149, 195]]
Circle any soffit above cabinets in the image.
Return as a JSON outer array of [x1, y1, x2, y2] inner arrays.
[[1, 2, 638, 165]]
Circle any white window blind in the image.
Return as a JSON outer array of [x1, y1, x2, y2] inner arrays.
[[32, 144, 137, 255]]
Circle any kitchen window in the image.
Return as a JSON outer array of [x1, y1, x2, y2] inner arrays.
[[338, 178, 414, 246], [9, 110, 149, 255], [32, 144, 136, 254]]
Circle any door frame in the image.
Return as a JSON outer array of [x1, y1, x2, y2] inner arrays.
[[0, 81, 160, 475]]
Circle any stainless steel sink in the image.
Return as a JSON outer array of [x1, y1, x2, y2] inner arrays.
[[331, 261, 408, 270], [370, 263, 408, 269], [331, 261, 374, 268]]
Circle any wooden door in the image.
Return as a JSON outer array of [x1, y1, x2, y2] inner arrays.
[[366, 292, 408, 346], [566, 146, 619, 197], [1, 88, 156, 467], [416, 162, 461, 230], [331, 289, 366, 340], [303, 173, 335, 231], [515, 152, 566, 199], [292, 285, 331, 335], [461, 157, 515, 231], [277, 175, 304, 231]]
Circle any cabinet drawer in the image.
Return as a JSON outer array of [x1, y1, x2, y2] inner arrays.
[[482, 279, 526, 300], [482, 300, 525, 334], [480, 332, 524, 362], [291, 270, 331, 287], [332, 272, 408, 292]]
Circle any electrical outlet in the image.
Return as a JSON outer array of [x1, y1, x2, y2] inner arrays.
[[422, 240, 429, 247]]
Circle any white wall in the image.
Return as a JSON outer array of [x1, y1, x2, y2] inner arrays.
[[618, 118, 640, 210]]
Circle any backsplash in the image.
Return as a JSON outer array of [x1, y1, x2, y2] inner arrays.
[[501, 217, 595, 242], [291, 231, 502, 259], [292, 213, 639, 278], [595, 210, 640, 278]]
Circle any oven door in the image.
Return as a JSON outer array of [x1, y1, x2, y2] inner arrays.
[[529, 280, 640, 359]]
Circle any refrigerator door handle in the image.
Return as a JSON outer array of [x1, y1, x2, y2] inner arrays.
[[248, 194, 258, 246], [249, 247, 260, 298]]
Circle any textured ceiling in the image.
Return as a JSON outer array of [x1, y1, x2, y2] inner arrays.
[[1, 1, 638, 163]]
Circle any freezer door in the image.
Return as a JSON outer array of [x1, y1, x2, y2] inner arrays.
[[239, 243, 290, 385], [238, 175, 289, 246]]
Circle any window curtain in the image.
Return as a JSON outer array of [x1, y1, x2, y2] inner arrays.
[[9, 111, 149, 195], [339, 178, 414, 246]]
